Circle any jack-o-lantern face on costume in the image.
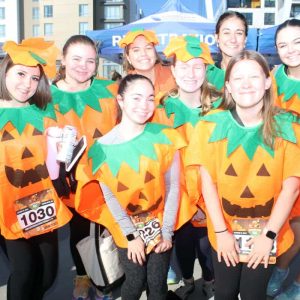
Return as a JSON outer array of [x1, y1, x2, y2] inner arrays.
[[221, 162, 274, 218], [1, 125, 49, 191]]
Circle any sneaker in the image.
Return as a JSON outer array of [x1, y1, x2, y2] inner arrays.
[[72, 275, 91, 300], [167, 266, 180, 285], [175, 279, 195, 300], [94, 288, 114, 300], [202, 280, 215, 300], [274, 281, 300, 300], [267, 267, 289, 297]]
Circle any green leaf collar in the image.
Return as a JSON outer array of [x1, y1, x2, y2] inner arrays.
[[203, 110, 297, 160], [51, 78, 114, 117], [275, 64, 300, 102], [89, 123, 172, 176], [206, 64, 225, 91], [0, 103, 56, 134]]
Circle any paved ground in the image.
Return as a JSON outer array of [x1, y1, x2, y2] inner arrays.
[[0, 224, 299, 300]]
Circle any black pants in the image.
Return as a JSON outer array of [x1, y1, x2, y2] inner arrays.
[[5, 230, 58, 300], [175, 222, 214, 281], [69, 207, 91, 276], [212, 250, 274, 300], [118, 247, 171, 300]]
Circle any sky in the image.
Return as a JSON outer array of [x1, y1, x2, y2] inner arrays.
[[137, 0, 201, 17]]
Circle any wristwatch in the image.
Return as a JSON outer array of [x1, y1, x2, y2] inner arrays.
[[126, 231, 140, 241], [263, 228, 277, 240]]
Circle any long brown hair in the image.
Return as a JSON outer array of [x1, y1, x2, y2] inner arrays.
[[223, 50, 281, 148], [0, 55, 51, 109]]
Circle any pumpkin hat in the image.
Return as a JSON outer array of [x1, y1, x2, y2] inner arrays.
[[3, 38, 59, 78], [118, 28, 159, 48], [163, 35, 214, 65]]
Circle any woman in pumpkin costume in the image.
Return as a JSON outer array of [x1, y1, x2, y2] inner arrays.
[[186, 50, 300, 300], [206, 11, 248, 91], [266, 19, 300, 300], [152, 35, 222, 299], [87, 74, 185, 300], [51, 35, 118, 300], [0, 38, 72, 300], [119, 28, 176, 103]]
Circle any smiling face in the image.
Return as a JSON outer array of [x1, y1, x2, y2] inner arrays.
[[225, 59, 271, 112], [62, 43, 97, 84], [276, 26, 300, 68], [126, 35, 157, 72], [171, 58, 206, 94], [5, 64, 40, 106], [117, 78, 155, 125], [216, 16, 247, 60]]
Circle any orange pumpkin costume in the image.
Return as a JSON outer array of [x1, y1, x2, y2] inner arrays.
[[273, 64, 300, 218], [185, 109, 300, 256], [50, 78, 118, 208], [86, 123, 186, 248], [0, 104, 72, 239]]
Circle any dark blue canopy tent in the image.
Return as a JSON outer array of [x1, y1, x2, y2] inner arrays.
[[87, 0, 258, 64]]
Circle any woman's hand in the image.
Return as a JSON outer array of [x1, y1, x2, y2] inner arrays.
[[154, 239, 172, 253], [127, 236, 146, 266], [246, 234, 274, 269], [216, 231, 240, 267]]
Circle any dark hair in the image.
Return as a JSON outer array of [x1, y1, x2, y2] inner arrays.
[[111, 70, 122, 81], [117, 74, 154, 121], [223, 50, 281, 148], [0, 55, 51, 109], [216, 11, 248, 37], [275, 18, 300, 46], [53, 35, 99, 84]]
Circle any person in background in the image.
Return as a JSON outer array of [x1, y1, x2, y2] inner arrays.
[[152, 35, 222, 299], [119, 28, 176, 103], [51, 35, 118, 300], [206, 11, 248, 91], [266, 18, 300, 300], [186, 50, 300, 300], [0, 38, 72, 300], [87, 74, 185, 300]]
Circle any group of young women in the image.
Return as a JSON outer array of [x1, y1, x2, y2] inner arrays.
[[0, 9, 300, 300]]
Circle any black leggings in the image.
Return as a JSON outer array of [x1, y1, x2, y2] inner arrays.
[[69, 207, 90, 275], [212, 250, 274, 300], [175, 222, 214, 281], [118, 247, 171, 300], [5, 230, 58, 300]]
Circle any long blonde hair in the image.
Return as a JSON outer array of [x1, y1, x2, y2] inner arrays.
[[223, 50, 281, 148]]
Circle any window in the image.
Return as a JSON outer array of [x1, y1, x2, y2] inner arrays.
[[32, 7, 39, 19], [104, 22, 123, 29], [32, 0, 39, 2], [291, 4, 300, 18], [227, 0, 260, 8], [0, 7, 5, 19], [104, 6, 123, 19], [264, 13, 275, 25], [265, 0, 275, 8], [79, 4, 88, 16], [79, 22, 88, 34], [44, 23, 53, 36], [241, 13, 253, 25], [44, 5, 53, 18], [32, 25, 39, 36], [0, 24, 5, 37]]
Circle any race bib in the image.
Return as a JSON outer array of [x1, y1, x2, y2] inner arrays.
[[15, 189, 58, 238], [232, 219, 277, 264], [131, 213, 161, 254]]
